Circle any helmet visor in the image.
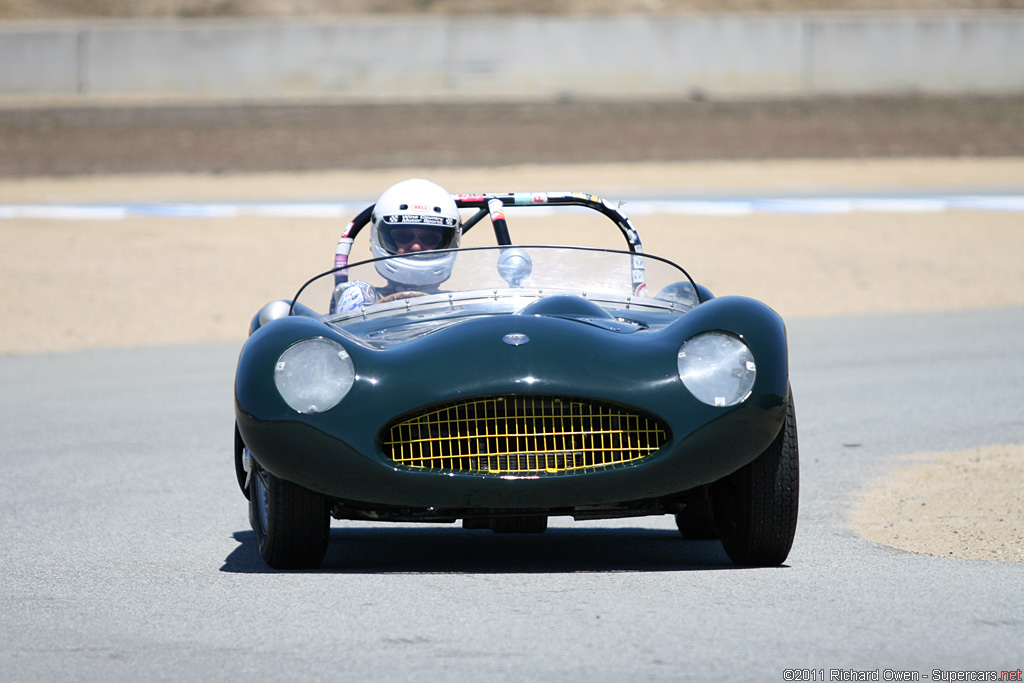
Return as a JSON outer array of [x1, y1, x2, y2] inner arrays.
[[377, 214, 459, 254]]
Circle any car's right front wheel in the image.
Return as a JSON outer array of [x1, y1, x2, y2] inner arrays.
[[249, 462, 330, 570], [711, 391, 799, 567]]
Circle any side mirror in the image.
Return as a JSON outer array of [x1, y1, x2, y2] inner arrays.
[[497, 248, 532, 288]]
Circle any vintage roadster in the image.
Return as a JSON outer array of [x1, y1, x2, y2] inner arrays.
[[234, 190, 798, 569]]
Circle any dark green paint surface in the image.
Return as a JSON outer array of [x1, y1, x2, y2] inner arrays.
[[235, 294, 789, 510]]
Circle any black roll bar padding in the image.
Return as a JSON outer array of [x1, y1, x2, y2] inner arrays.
[[343, 192, 641, 253], [461, 208, 489, 234], [342, 204, 375, 240], [454, 193, 642, 253]]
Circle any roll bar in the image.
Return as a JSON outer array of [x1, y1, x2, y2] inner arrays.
[[325, 191, 651, 299], [335, 191, 643, 259]]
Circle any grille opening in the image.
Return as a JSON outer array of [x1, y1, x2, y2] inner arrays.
[[382, 395, 668, 474]]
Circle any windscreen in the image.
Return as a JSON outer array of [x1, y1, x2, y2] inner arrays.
[[292, 246, 699, 322]]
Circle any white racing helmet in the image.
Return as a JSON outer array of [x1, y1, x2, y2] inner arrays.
[[369, 179, 462, 287]]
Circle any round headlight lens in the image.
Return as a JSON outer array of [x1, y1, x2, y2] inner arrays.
[[274, 338, 355, 414], [677, 332, 756, 407]]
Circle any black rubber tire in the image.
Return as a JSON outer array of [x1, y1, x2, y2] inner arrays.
[[712, 392, 799, 567], [674, 493, 718, 540], [234, 423, 249, 500], [249, 464, 330, 569]]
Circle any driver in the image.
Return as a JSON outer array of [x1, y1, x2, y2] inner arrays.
[[333, 179, 463, 313]]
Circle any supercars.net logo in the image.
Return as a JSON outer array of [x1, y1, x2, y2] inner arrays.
[[783, 669, 1022, 682]]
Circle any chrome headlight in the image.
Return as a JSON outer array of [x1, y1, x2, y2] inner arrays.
[[274, 338, 355, 414], [677, 332, 756, 407]]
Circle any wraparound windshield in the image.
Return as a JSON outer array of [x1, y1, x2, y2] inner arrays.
[[292, 246, 700, 341]]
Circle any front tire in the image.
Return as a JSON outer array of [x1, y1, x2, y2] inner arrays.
[[674, 490, 718, 540], [712, 392, 799, 566], [249, 463, 330, 569]]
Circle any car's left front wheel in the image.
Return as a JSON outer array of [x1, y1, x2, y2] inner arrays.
[[249, 462, 330, 569]]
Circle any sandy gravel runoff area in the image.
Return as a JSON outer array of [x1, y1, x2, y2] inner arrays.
[[2, 156, 1022, 563]]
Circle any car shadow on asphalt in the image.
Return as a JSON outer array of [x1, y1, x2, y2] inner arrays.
[[221, 526, 747, 574]]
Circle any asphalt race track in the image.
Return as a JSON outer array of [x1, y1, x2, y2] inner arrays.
[[2, 307, 1022, 681]]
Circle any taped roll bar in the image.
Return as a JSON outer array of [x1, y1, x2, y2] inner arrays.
[[337, 192, 643, 252], [332, 191, 645, 287]]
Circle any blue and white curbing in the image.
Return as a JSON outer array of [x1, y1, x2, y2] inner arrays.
[[1, 195, 1023, 220]]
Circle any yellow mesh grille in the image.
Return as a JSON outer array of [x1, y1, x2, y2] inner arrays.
[[382, 396, 668, 474]]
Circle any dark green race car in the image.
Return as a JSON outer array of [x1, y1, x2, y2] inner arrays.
[[234, 192, 798, 569]]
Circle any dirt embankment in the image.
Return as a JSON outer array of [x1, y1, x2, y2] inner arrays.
[[4, 96, 1024, 178]]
